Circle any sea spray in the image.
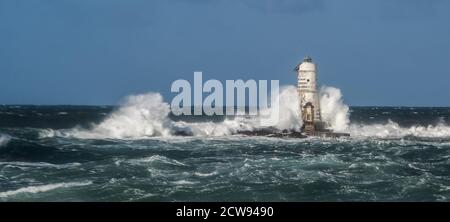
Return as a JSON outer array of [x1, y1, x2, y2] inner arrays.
[[258, 85, 302, 130], [71, 93, 172, 139], [319, 86, 350, 132]]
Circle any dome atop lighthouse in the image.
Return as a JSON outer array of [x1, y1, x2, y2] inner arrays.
[[303, 56, 313, 63], [299, 56, 316, 71]]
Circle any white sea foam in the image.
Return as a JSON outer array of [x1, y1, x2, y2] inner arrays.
[[0, 134, 11, 147], [349, 120, 450, 139], [0, 181, 92, 198]]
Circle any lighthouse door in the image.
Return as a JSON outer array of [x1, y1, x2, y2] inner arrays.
[[303, 103, 315, 123]]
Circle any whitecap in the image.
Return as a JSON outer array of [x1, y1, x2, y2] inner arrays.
[[172, 180, 198, 185], [38, 129, 57, 138], [0, 161, 81, 169], [194, 171, 218, 177], [349, 120, 450, 139], [0, 134, 11, 147], [0, 181, 92, 198], [128, 155, 187, 167]]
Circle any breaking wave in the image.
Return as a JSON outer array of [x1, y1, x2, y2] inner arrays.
[[43, 85, 450, 140], [69, 93, 173, 138], [62, 86, 302, 139], [320, 86, 350, 132]]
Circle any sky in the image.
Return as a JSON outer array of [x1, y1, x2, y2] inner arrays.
[[0, 0, 449, 106]]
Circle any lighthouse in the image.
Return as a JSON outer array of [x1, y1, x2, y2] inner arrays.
[[296, 56, 324, 134], [295, 56, 350, 137]]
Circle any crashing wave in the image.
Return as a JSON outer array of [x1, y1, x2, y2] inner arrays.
[[68, 93, 172, 139], [63, 86, 304, 139], [320, 86, 350, 132], [43, 85, 449, 140]]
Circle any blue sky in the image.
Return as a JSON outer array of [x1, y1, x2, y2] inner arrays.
[[0, 0, 449, 106]]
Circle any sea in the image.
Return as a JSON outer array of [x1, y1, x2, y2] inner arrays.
[[1, 86, 450, 201]]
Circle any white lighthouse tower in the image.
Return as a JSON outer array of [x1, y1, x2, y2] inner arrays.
[[296, 56, 323, 134]]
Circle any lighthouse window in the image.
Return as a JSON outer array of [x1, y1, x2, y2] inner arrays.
[[307, 79, 310, 82]]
